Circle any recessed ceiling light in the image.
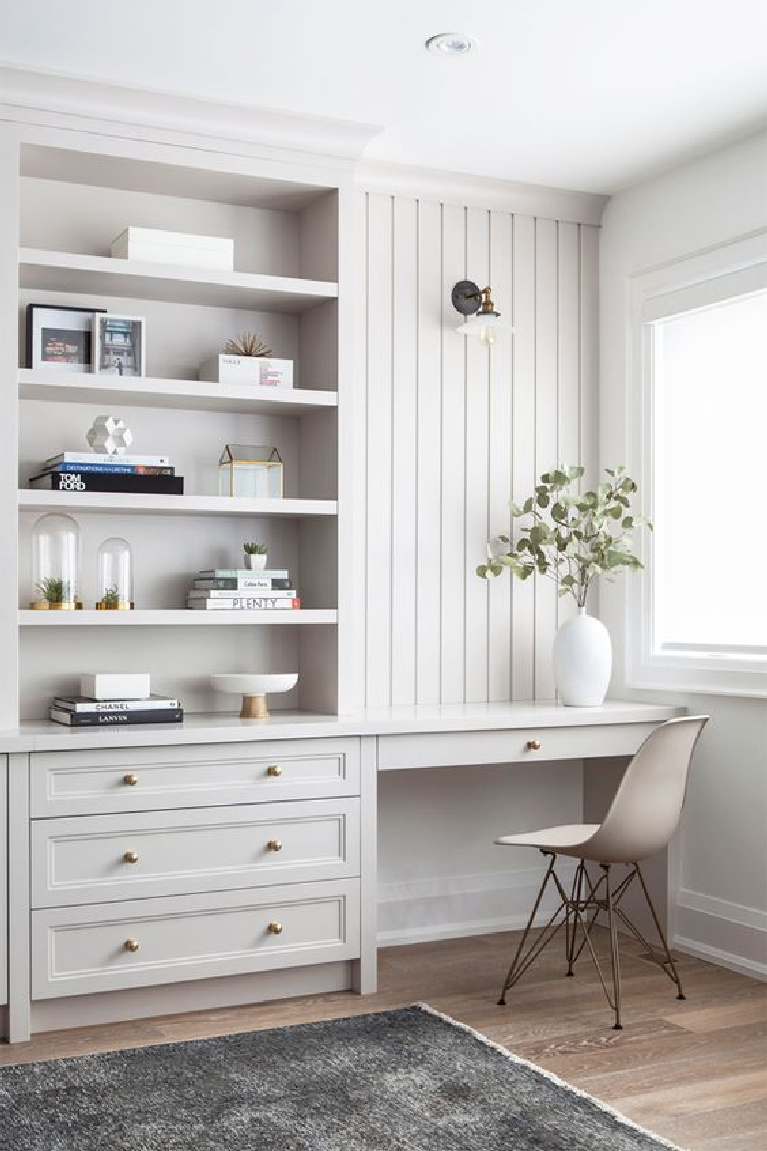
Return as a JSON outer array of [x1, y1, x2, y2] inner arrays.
[[425, 32, 476, 56]]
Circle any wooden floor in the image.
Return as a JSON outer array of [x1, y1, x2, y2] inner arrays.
[[2, 929, 766, 1150]]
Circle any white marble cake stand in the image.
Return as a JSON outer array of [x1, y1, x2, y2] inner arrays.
[[210, 673, 298, 719]]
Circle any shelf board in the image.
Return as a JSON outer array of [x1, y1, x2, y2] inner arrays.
[[19, 609, 338, 627], [18, 491, 337, 518], [19, 370, 338, 416], [18, 249, 338, 313]]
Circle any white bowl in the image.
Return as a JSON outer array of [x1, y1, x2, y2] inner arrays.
[[211, 673, 298, 696]]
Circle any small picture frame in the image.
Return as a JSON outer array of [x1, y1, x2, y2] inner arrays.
[[93, 314, 146, 378], [26, 304, 107, 372]]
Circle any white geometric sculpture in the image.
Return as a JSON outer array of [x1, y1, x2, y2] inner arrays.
[[86, 415, 133, 456]]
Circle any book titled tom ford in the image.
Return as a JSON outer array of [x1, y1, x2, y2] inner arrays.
[[29, 471, 184, 495]]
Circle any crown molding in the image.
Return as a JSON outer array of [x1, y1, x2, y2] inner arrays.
[[0, 63, 381, 163], [356, 159, 608, 226]]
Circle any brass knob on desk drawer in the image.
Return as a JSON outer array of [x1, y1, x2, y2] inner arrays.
[[123, 850, 140, 864], [266, 839, 283, 852], [526, 739, 542, 752], [123, 773, 139, 787], [266, 764, 283, 778], [267, 922, 283, 935], [124, 938, 140, 953]]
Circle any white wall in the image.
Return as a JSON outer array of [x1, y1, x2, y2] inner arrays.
[[354, 186, 601, 941], [600, 129, 767, 979]]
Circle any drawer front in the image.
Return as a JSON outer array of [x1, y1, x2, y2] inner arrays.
[[31, 879, 360, 999], [30, 738, 360, 817], [377, 723, 660, 771], [31, 798, 360, 908]]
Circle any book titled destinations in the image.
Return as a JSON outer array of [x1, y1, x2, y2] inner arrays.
[[50, 707, 184, 727], [50, 463, 175, 475], [187, 588, 296, 600], [193, 577, 293, 591], [186, 597, 301, 611], [197, 569, 290, 580], [53, 694, 181, 714], [29, 472, 185, 495]]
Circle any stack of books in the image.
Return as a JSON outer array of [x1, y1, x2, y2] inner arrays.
[[187, 568, 301, 611], [29, 451, 184, 495], [50, 693, 183, 727]]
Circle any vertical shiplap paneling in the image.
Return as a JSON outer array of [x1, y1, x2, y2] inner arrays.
[[365, 194, 393, 706], [463, 208, 490, 702], [390, 197, 418, 704], [440, 203, 467, 704], [510, 214, 537, 701], [487, 210, 513, 701], [415, 200, 443, 704], [580, 225, 600, 486], [557, 221, 582, 632], [533, 218, 559, 699]]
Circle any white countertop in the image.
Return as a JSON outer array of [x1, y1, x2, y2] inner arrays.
[[0, 700, 684, 754]]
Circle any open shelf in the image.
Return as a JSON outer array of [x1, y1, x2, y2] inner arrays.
[[19, 609, 338, 626], [19, 370, 338, 415], [19, 249, 339, 313], [19, 491, 338, 518]]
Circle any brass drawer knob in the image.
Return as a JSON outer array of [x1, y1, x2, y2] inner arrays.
[[123, 850, 140, 864], [266, 839, 283, 852], [123, 773, 139, 787], [266, 764, 283, 778], [526, 739, 542, 752], [124, 938, 140, 953], [267, 921, 283, 935]]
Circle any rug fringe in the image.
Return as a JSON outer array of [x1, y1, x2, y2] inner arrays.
[[413, 1002, 688, 1151]]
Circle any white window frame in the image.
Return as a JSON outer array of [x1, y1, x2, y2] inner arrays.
[[626, 229, 767, 698]]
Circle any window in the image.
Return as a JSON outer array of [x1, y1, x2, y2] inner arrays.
[[628, 233, 767, 696]]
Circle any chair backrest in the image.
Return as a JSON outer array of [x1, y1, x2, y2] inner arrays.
[[583, 715, 709, 864]]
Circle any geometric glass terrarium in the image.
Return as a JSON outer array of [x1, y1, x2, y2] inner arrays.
[[96, 536, 134, 609], [218, 444, 283, 498], [30, 512, 82, 609]]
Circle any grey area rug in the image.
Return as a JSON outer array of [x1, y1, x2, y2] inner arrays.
[[0, 1004, 682, 1150]]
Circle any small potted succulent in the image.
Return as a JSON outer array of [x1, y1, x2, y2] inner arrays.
[[97, 584, 121, 610], [35, 577, 72, 610], [243, 542, 268, 571]]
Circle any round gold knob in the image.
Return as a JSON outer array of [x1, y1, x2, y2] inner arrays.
[[266, 764, 283, 778], [266, 839, 283, 852], [123, 850, 140, 864], [123, 773, 139, 786], [267, 921, 283, 935], [124, 938, 140, 953], [526, 739, 541, 752]]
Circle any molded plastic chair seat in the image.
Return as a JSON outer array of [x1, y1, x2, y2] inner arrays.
[[495, 824, 600, 853]]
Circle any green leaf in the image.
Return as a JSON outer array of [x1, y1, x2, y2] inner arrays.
[[509, 502, 523, 518], [537, 493, 550, 508], [621, 516, 633, 529], [523, 497, 534, 514]]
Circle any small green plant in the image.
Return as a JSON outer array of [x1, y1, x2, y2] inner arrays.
[[243, 542, 268, 555], [36, 577, 70, 604], [477, 465, 651, 608], [100, 585, 121, 608]]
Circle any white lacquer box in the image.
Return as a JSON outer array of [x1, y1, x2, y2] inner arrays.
[[111, 227, 234, 271]]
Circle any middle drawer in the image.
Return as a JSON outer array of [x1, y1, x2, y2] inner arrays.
[[31, 798, 360, 909]]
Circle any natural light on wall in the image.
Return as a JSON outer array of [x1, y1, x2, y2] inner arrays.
[[652, 290, 767, 653]]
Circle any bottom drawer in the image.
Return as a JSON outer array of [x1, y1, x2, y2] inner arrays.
[[32, 879, 360, 1000]]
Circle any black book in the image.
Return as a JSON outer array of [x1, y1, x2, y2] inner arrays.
[[50, 707, 184, 727], [30, 472, 185, 495]]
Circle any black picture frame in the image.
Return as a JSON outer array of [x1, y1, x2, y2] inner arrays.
[[25, 303, 107, 371]]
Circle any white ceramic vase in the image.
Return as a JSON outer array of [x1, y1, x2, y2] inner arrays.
[[552, 608, 612, 706], [245, 553, 267, 571]]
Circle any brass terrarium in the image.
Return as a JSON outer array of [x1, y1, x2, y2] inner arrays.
[[30, 513, 82, 609], [218, 444, 283, 498], [96, 536, 134, 609]]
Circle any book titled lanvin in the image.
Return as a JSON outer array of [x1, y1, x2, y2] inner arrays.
[[50, 707, 184, 727]]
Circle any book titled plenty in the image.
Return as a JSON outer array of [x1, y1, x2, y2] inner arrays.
[[186, 597, 301, 610]]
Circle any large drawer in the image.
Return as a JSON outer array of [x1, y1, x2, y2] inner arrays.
[[31, 879, 360, 999], [31, 798, 360, 908], [30, 738, 360, 817], [377, 723, 660, 771]]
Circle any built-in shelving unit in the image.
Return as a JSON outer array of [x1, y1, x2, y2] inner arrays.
[[6, 134, 352, 724]]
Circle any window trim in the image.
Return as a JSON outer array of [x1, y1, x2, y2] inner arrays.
[[626, 229, 767, 698]]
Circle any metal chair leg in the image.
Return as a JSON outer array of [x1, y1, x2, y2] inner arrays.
[[603, 864, 623, 1030], [635, 862, 686, 1000], [498, 852, 557, 1006]]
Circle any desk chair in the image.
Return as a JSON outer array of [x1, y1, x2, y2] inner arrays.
[[495, 715, 709, 1029]]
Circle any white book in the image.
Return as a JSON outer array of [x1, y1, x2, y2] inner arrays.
[[186, 597, 300, 611], [187, 588, 297, 599], [197, 569, 290, 579], [45, 451, 171, 467]]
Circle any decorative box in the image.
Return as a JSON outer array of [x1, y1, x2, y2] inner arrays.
[[80, 673, 151, 700], [111, 227, 234, 271], [199, 355, 293, 389], [218, 444, 283, 498]]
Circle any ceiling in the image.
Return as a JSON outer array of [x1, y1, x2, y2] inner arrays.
[[1, 0, 766, 193]]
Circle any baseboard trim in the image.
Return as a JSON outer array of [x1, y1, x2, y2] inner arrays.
[[673, 935, 767, 981], [672, 888, 767, 981]]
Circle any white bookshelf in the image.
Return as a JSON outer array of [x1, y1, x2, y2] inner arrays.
[[5, 132, 353, 723]]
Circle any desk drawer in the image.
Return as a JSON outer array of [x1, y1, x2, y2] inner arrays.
[[31, 798, 360, 908], [30, 738, 360, 817], [377, 723, 659, 771], [31, 879, 360, 999]]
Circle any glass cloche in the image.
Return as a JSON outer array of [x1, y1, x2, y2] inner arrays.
[[96, 537, 134, 609], [30, 513, 82, 610]]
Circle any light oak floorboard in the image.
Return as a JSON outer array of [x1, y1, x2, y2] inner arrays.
[[1, 929, 765, 1151]]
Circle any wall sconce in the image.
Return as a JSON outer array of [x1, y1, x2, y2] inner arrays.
[[452, 281, 511, 347]]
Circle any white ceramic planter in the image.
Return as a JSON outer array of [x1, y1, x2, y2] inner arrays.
[[245, 553, 267, 571], [552, 608, 612, 706]]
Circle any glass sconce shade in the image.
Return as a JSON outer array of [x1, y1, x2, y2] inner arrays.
[[455, 313, 509, 347], [31, 513, 82, 609], [96, 537, 134, 609], [218, 444, 284, 498]]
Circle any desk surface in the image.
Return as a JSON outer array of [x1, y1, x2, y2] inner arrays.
[[0, 700, 683, 754]]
